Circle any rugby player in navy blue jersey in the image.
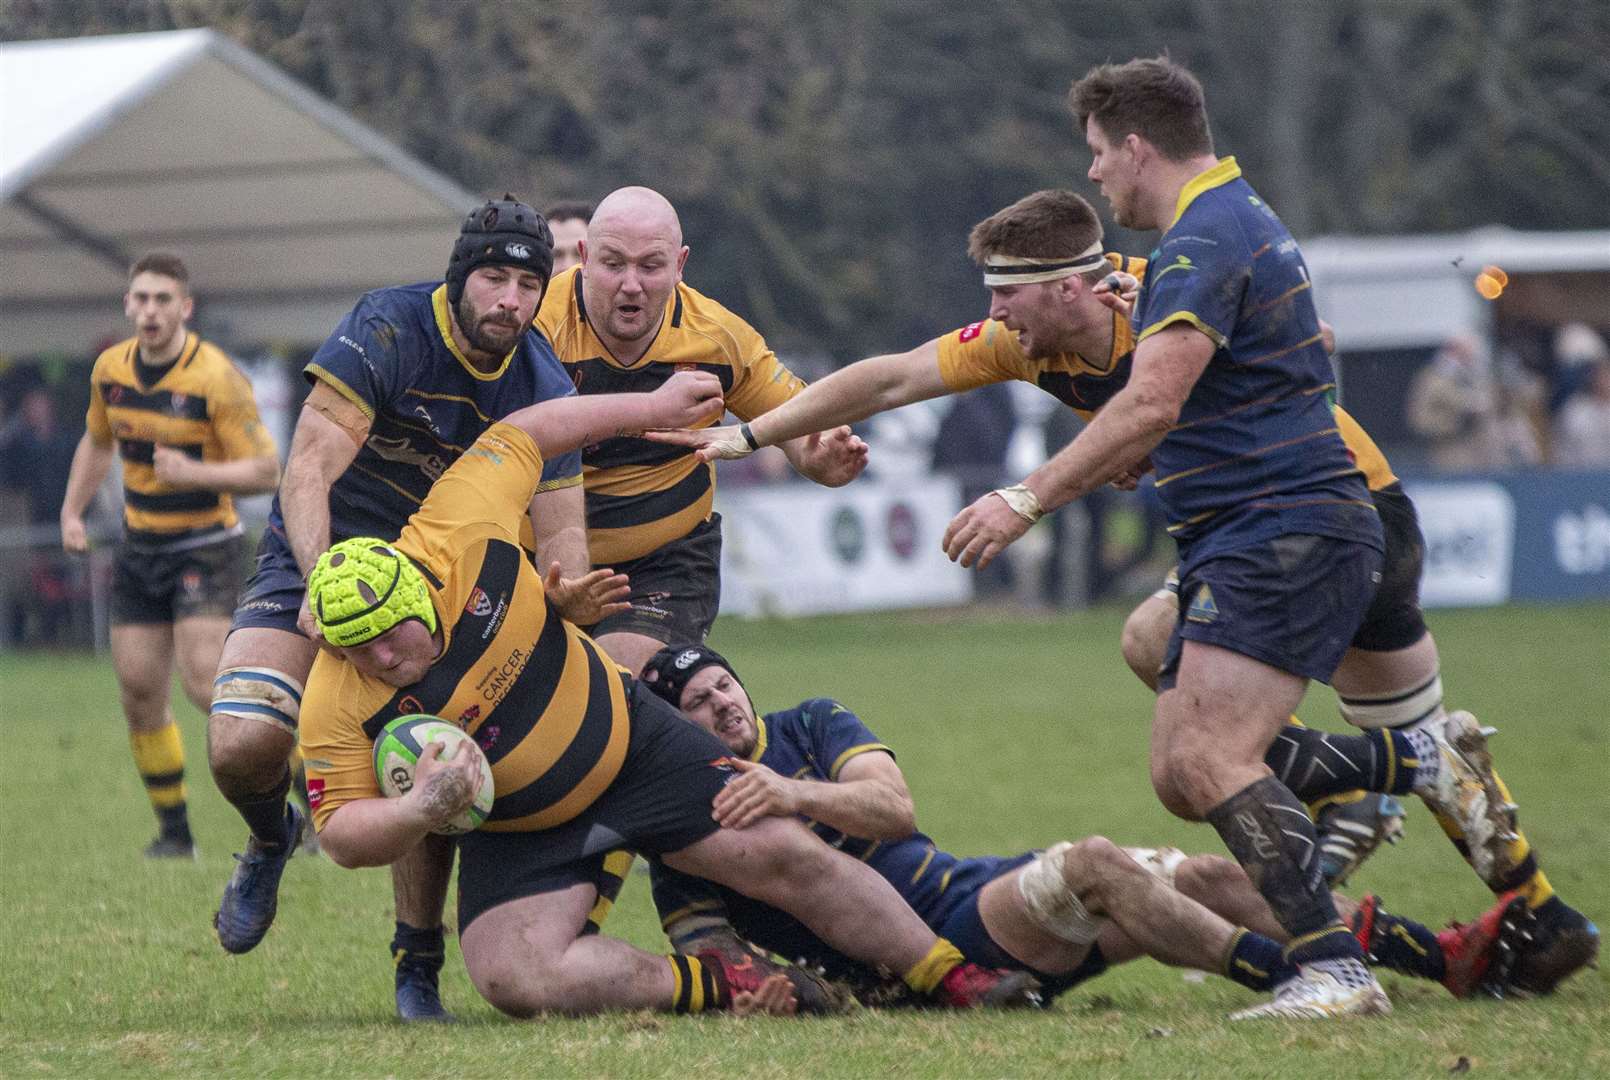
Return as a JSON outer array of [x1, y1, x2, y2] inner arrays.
[[937, 57, 1526, 1019], [207, 197, 627, 1021], [639, 645, 1530, 1009]]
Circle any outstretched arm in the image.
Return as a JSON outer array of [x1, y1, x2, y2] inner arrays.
[[647, 339, 952, 461], [504, 370, 724, 460]]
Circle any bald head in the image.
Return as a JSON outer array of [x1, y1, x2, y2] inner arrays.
[[590, 186, 683, 248], [581, 187, 690, 359]]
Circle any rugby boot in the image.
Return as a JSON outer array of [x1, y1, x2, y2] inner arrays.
[[1312, 792, 1406, 886], [1229, 961, 1391, 1020], [1512, 897, 1600, 995], [931, 963, 1043, 1009], [1435, 892, 1534, 999], [1409, 710, 1517, 883], [214, 802, 302, 954], [695, 947, 850, 1015], [144, 834, 198, 860], [396, 956, 454, 1023]]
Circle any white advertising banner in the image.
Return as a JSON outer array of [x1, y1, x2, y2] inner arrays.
[[1404, 481, 1515, 607], [715, 477, 974, 617]]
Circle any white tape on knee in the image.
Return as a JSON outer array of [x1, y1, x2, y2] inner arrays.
[[211, 666, 305, 732], [1120, 846, 1188, 889], [1017, 842, 1104, 946], [1339, 675, 1443, 730]]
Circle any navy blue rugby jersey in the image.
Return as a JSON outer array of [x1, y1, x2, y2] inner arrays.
[[267, 282, 581, 543], [650, 698, 967, 973], [1133, 158, 1380, 559]]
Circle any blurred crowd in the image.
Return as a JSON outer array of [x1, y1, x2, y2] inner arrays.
[[1408, 322, 1610, 471]]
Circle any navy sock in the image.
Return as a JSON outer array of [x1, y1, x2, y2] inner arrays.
[[1359, 906, 1445, 982], [392, 921, 445, 978], [234, 767, 292, 850], [1225, 929, 1298, 992], [1265, 726, 1418, 800], [1206, 776, 1365, 966]]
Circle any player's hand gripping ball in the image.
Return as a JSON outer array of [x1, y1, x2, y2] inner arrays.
[[373, 714, 495, 835]]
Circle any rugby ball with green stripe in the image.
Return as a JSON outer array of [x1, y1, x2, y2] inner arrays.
[[373, 714, 494, 835]]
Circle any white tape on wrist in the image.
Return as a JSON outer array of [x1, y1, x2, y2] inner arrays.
[[993, 483, 1044, 524]]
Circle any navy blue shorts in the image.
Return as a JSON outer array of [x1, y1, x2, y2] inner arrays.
[[228, 524, 305, 636], [931, 852, 1108, 1002], [1159, 533, 1383, 688]]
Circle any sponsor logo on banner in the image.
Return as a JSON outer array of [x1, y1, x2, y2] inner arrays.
[[1553, 501, 1610, 576], [886, 503, 917, 561], [830, 507, 865, 564], [1404, 481, 1514, 607]]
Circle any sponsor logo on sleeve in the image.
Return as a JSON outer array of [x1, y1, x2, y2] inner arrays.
[[958, 321, 985, 343]]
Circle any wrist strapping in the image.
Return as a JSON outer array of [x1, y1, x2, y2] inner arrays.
[[738, 422, 760, 451], [993, 483, 1044, 524]]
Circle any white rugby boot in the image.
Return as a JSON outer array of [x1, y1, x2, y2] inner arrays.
[[1409, 710, 1518, 884], [1229, 962, 1392, 1021]]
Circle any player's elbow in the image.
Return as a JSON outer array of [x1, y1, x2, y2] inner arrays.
[[1127, 387, 1182, 436], [317, 817, 386, 869], [250, 456, 282, 495], [870, 786, 917, 840]]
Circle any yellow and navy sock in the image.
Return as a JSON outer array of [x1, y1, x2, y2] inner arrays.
[[130, 722, 190, 841], [1224, 928, 1298, 992], [1430, 770, 1555, 908], [902, 939, 965, 995], [667, 954, 723, 1013]]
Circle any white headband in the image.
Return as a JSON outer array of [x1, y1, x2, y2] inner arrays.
[[982, 240, 1107, 286]]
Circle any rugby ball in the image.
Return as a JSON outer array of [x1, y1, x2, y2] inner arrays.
[[373, 714, 495, 835]]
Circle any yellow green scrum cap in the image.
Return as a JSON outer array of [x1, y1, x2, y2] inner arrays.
[[307, 538, 438, 648]]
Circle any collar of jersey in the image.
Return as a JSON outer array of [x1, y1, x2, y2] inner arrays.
[[431, 284, 516, 381], [1168, 156, 1241, 230], [748, 716, 768, 762]]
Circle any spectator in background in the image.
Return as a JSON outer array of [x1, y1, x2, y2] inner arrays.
[[1407, 333, 1500, 470], [0, 374, 82, 645], [1554, 355, 1610, 466], [1548, 322, 1610, 414], [930, 383, 1018, 595], [545, 200, 593, 275]]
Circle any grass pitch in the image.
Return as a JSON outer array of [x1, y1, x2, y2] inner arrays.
[[2, 602, 1606, 1077]]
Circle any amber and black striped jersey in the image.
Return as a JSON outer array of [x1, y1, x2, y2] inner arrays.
[[537, 267, 805, 564], [936, 254, 1145, 422], [300, 422, 631, 834], [85, 333, 277, 550], [1334, 405, 1396, 491]]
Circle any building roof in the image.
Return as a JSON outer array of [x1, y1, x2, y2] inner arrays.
[[1, 29, 480, 354]]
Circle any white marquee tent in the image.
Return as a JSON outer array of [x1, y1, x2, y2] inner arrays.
[[0, 29, 480, 355]]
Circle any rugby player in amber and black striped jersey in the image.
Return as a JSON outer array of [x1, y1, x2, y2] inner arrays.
[[538, 187, 868, 676], [298, 374, 1040, 1017], [60, 252, 280, 861]]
